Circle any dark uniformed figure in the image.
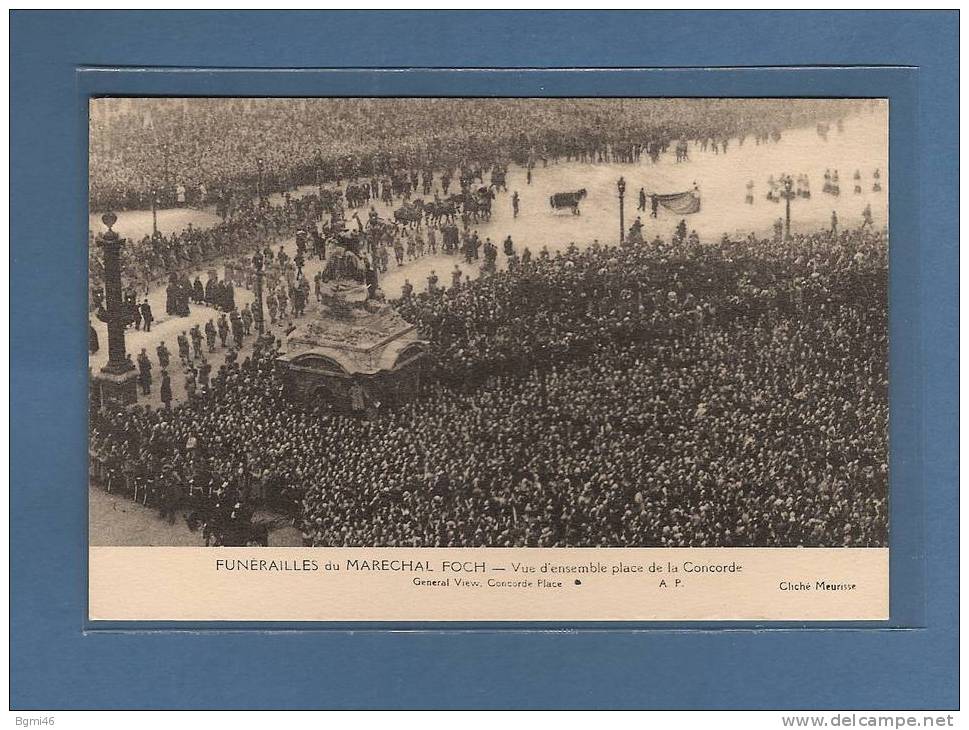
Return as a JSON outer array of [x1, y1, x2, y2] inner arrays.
[[503, 235, 515, 258], [136, 348, 152, 396], [483, 239, 498, 273], [156, 341, 170, 370], [675, 219, 687, 243], [365, 266, 378, 301], [160, 369, 172, 410], [314, 271, 324, 303], [205, 319, 217, 352], [177, 274, 192, 317], [291, 281, 305, 317], [240, 305, 253, 336], [192, 276, 205, 304], [184, 371, 197, 401], [650, 193, 660, 218], [401, 278, 413, 299], [205, 276, 218, 308], [223, 281, 236, 312], [140, 299, 154, 332], [277, 288, 288, 318], [177, 331, 191, 365], [166, 280, 178, 316], [628, 217, 644, 245], [638, 188, 647, 212], [190, 325, 203, 360], [230, 311, 244, 349], [131, 293, 142, 331], [198, 358, 212, 391], [426, 270, 439, 293], [266, 291, 278, 324], [451, 265, 463, 290], [512, 191, 520, 218], [217, 314, 229, 348]]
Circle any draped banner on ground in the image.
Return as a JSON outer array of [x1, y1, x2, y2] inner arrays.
[[655, 190, 701, 215]]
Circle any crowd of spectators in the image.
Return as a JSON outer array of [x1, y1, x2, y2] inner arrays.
[[89, 195, 316, 308], [89, 98, 869, 212], [90, 223, 888, 548]]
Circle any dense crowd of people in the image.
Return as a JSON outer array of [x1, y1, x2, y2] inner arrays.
[[89, 167, 507, 310], [90, 222, 888, 548], [89, 98, 869, 212], [89, 198, 287, 304]]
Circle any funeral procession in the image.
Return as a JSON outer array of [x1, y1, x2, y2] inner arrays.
[[88, 98, 889, 549]]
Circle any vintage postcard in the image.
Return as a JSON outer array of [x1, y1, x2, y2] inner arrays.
[[87, 97, 889, 621]]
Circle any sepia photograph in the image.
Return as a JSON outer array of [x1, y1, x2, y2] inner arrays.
[[87, 97, 889, 551], [14, 8, 961, 715]]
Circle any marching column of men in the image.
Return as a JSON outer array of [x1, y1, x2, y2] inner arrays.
[[134, 296, 260, 408]]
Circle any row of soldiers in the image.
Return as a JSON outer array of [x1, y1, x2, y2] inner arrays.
[[267, 278, 310, 323], [137, 302, 258, 407]]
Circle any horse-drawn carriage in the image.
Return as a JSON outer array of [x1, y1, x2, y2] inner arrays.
[[394, 199, 424, 228], [185, 497, 274, 547], [464, 187, 494, 222]]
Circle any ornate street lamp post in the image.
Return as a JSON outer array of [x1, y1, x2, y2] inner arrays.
[[781, 174, 797, 240], [151, 188, 158, 236], [617, 176, 627, 244], [93, 212, 138, 409], [252, 250, 265, 335]]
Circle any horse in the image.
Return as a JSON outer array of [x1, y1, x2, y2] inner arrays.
[[549, 189, 587, 216], [425, 200, 456, 225]]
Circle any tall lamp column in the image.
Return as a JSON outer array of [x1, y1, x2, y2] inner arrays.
[[617, 176, 627, 244], [252, 250, 265, 335], [93, 212, 138, 409], [151, 189, 158, 236], [781, 174, 797, 240]]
